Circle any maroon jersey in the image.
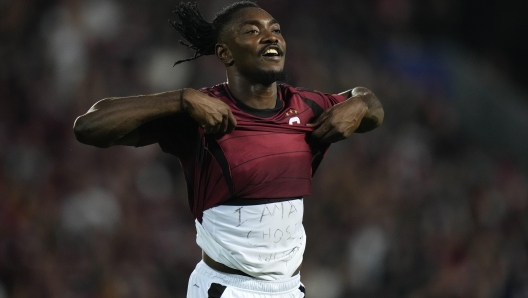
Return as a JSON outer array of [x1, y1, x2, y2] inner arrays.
[[139, 83, 346, 221]]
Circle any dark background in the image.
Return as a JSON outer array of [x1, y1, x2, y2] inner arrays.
[[1, 0, 528, 297]]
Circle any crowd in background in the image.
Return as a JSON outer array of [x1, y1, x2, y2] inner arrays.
[[1, 0, 527, 297]]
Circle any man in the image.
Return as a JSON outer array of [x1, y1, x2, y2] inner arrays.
[[74, 1, 384, 297]]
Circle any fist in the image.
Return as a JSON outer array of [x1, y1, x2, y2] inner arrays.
[[306, 97, 368, 143], [183, 88, 237, 134]]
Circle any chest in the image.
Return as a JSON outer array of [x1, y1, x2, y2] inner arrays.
[[212, 119, 315, 194], [219, 130, 311, 168]]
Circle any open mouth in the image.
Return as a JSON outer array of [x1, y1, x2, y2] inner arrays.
[[261, 46, 283, 58]]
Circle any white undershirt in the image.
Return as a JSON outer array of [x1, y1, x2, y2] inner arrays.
[[196, 199, 306, 281]]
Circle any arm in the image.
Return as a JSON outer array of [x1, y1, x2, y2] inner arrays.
[[73, 88, 236, 148], [338, 87, 384, 133], [307, 87, 384, 143]]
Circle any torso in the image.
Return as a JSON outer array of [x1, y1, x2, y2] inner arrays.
[[141, 83, 346, 279]]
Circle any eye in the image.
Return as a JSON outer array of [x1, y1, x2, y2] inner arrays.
[[273, 28, 281, 34], [245, 29, 259, 34]]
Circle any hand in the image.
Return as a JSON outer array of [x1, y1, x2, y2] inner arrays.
[[182, 88, 237, 134], [306, 97, 368, 143]]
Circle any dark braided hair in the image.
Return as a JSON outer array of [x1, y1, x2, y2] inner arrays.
[[169, 1, 260, 66]]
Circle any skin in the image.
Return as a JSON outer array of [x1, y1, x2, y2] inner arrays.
[[215, 7, 285, 109], [73, 6, 383, 148]]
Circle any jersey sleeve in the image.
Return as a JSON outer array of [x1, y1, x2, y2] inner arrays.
[[136, 114, 199, 159], [137, 84, 224, 157], [293, 87, 347, 111]]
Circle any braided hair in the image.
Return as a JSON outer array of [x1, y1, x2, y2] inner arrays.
[[169, 1, 260, 66]]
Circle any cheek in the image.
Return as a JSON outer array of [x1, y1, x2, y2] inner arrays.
[[236, 40, 256, 54], [232, 46, 257, 65], [280, 38, 287, 54]]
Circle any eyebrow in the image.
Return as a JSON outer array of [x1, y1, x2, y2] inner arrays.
[[239, 19, 280, 27]]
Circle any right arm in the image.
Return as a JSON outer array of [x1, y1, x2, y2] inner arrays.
[[73, 88, 236, 148]]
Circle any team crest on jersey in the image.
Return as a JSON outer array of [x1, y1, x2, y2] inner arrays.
[[285, 109, 300, 125], [285, 108, 298, 117], [289, 116, 301, 125]]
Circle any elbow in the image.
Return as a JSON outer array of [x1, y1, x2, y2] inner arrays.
[[73, 115, 89, 143], [73, 115, 111, 148], [351, 86, 384, 133], [351, 86, 371, 95], [366, 95, 385, 129], [376, 108, 385, 127], [356, 109, 384, 134]]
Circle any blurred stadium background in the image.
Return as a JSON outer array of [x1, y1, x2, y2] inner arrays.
[[1, 0, 528, 297]]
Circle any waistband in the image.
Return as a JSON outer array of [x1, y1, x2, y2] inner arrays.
[[194, 261, 301, 293], [220, 197, 302, 206]]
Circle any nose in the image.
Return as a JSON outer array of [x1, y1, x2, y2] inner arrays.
[[261, 29, 278, 44]]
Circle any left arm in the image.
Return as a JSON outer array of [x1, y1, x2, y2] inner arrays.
[[338, 87, 384, 133], [307, 87, 384, 143]]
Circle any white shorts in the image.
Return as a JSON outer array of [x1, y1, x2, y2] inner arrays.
[[187, 261, 306, 298]]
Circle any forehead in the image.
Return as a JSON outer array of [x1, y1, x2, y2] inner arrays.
[[228, 7, 277, 27]]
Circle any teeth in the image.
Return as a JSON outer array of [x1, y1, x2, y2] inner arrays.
[[264, 48, 279, 55]]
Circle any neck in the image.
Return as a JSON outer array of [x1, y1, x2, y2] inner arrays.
[[226, 72, 277, 109]]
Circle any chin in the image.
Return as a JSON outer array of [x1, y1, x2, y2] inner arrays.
[[252, 69, 286, 85]]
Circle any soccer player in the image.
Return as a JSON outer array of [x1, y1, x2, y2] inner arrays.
[[73, 1, 384, 297]]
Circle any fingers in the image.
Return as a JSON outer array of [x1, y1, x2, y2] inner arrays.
[[218, 114, 229, 133], [306, 115, 324, 128], [201, 117, 219, 134], [203, 121, 221, 134], [311, 120, 332, 140], [311, 116, 355, 143], [217, 110, 237, 134], [187, 93, 237, 135], [202, 109, 237, 135], [226, 110, 237, 133], [312, 127, 346, 143]]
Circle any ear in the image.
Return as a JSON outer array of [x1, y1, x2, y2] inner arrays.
[[216, 43, 234, 66]]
